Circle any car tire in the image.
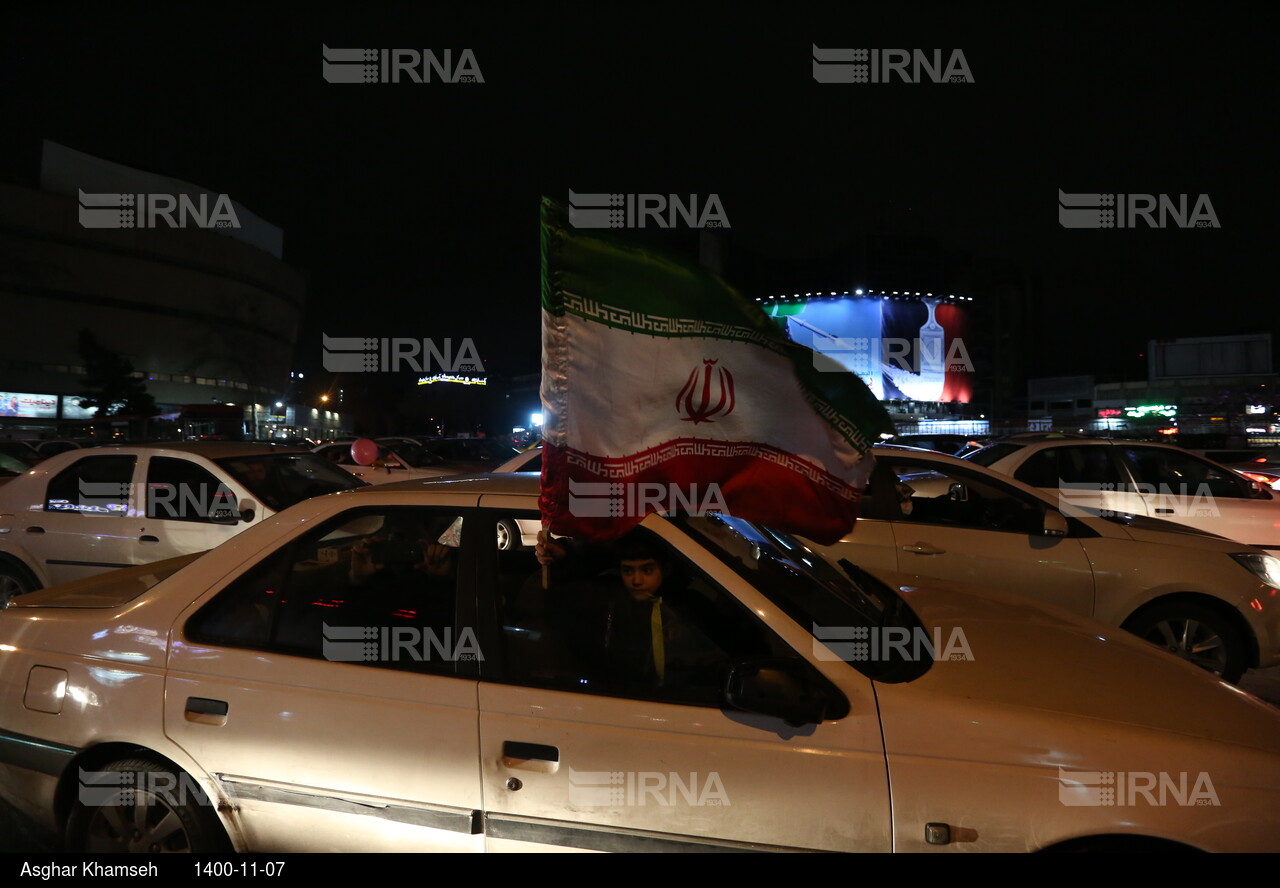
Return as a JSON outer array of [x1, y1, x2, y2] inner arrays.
[[496, 519, 521, 551], [1123, 602, 1247, 684], [0, 564, 38, 608], [65, 757, 231, 853]]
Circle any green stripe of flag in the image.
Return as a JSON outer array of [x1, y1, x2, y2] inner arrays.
[[541, 196, 894, 456]]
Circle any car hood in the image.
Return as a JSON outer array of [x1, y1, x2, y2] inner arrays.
[[877, 571, 1280, 755], [4, 553, 204, 609], [1093, 512, 1238, 548]]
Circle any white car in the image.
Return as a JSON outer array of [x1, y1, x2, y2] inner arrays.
[[832, 447, 1280, 683], [1, 474, 1279, 853], [966, 437, 1280, 550], [0, 443, 365, 602]]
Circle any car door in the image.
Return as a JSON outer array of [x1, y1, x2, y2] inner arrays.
[[164, 502, 485, 852], [470, 501, 891, 852], [1010, 444, 1148, 519], [1117, 445, 1280, 548], [879, 457, 1095, 617], [127, 454, 253, 565], [28, 452, 139, 586], [820, 466, 905, 577]]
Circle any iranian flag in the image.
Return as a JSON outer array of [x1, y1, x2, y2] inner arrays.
[[540, 198, 893, 544]]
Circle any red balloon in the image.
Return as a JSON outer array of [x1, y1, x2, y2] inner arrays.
[[350, 438, 380, 466]]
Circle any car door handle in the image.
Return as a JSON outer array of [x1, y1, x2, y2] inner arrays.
[[902, 543, 946, 555], [185, 696, 229, 725], [503, 741, 559, 763], [26, 526, 45, 534], [1154, 508, 1174, 514], [139, 535, 160, 543]]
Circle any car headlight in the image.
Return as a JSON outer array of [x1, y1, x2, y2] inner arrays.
[[1230, 552, 1280, 588]]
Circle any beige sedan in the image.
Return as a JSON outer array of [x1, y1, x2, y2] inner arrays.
[[0, 474, 1278, 852]]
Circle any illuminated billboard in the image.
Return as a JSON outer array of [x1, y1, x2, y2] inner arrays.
[[763, 294, 974, 403], [0, 391, 59, 419]]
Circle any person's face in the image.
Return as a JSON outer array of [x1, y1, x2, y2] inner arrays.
[[620, 558, 664, 600]]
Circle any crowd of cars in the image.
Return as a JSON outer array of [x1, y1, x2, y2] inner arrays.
[[0, 431, 1278, 852]]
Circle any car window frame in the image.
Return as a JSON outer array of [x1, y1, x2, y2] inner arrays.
[[182, 504, 483, 680], [472, 507, 829, 708]]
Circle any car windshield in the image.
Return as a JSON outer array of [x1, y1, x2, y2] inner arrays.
[[674, 513, 931, 682], [214, 452, 366, 511]]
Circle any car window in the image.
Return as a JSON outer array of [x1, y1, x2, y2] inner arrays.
[[1012, 445, 1119, 489], [214, 453, 364, 511], [678, 514, 929, 683], [490, 516, 794, 708], [187, 507, 469, 675], [44, 454, 137, 515], [882, 458, 1046, 535], [146, 456, 239, 523], [1120, 447, 1251, 499]]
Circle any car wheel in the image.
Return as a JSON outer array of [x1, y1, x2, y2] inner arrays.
[[66, 757, 230, 853], [1124, 603, 1247, 684], [496, 519, 521, 551], [0, 565, 37, 607]]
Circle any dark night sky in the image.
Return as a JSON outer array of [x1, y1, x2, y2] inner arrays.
[[5, 3, 1277, 396]]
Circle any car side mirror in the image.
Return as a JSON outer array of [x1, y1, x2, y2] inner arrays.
[[948, 482, 968, 502], [1042, 508, 1069, 536], [724, 659, 849, 727], [238, 498, 257, 523]]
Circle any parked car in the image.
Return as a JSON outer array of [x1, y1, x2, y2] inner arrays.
[[826, 447, 1280, 683], [965, 437, 1280, 549], [0, 443, 366, 603], [1, 473, 1278, 853]]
